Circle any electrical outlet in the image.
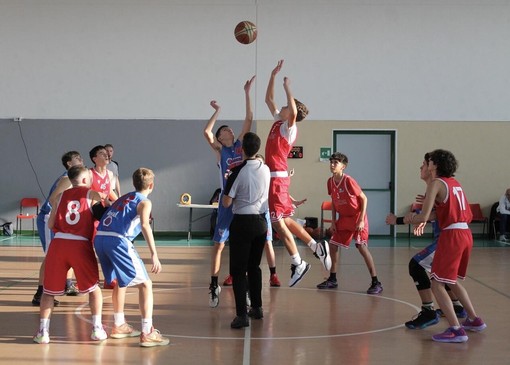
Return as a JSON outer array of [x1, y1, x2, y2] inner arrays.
[[14, 117, 22, 122]]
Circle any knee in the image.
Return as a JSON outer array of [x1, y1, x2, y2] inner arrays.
[[408, 259, 431, 290]]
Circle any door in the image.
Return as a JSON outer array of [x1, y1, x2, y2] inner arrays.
[[334, 130, 395, 236]]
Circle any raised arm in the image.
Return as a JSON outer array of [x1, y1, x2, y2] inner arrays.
[[203, 100, 222, 160], [283, 76, 297, 128], [265, 60, 283, 117], [238, 75, 256, 141]]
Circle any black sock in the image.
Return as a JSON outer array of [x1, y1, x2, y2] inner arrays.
[[211, 276, 218, 286], [269, 267, 276, 275], [371, 276, 379, 284], [329, 273, 337, 282], [36, 285, 43, 295]]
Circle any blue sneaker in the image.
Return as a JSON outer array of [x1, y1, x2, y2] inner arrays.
[[436, 305, 468, 319], [432, 327, 468, 343]]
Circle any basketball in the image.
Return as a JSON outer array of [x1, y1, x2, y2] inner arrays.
[[234, 21, 257, 44]]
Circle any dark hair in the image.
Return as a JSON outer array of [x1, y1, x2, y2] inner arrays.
[[329, 152, 348, 164], [295, 99, 309, 122], [215, 125, 229, 140], [61, 151, 80, 170], [429, 149, 457, 177], [67, 165, 88, 182], [132, 168, 154, 191], [104, 143, 113, 149], [242, 132, 261, 158], [89, 145, 105, 163]]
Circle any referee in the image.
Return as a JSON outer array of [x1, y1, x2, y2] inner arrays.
[[222, 132, 271, 329]]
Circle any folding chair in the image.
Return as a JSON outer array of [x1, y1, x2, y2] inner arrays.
[[16, 198, 39, 236], [320, 201, 333, 239]]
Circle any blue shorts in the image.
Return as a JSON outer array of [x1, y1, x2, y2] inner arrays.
[[36, 212, 54, 253], [213, 200, 233, 244], [94, 233, 149, 288], [412, 238, 437, 273]]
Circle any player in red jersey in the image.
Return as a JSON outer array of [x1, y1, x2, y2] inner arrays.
[[264, 59, 331, 287], [33, 166, 106, 344], [406, 149, 486, 343]]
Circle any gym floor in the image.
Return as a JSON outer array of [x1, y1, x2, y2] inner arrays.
[[0, 234, 508, 365]]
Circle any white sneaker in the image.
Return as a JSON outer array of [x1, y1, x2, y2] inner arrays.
[[498, 235, 508, 243], [33, 329, 50, 344], [209, 284, 221, 308], [314, 240, 332, 271], [91, 326, 108, 341], [246, 290, 251, 308], [288, 260, 311, 287]]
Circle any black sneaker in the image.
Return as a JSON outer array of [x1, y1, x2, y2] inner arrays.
[[405, 309, 439, 329], [32, 293, 60, 307], [230, 315, 249, 329], [65, 283, 79, 296], [248, 307, 263, 319]]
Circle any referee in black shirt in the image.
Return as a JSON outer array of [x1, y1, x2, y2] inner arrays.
[[223, 132, 271, 329]]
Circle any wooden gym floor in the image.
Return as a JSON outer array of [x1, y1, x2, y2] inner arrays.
[[0, 235, 509, 365]]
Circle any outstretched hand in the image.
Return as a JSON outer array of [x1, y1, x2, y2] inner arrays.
[[244, 75, 256, 92], [210, 100, 220, 110], [271, 59, 284, 77]]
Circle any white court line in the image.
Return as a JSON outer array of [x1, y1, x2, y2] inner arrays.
[[75, 286, 421, 341]]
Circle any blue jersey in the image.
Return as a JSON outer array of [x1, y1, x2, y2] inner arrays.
[[97, 191, 147, 241], [40, 172, 67, 215], [218, 139, 243, 189]]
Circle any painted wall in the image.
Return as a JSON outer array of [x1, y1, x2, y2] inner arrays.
[[0, 1, 508, 234]]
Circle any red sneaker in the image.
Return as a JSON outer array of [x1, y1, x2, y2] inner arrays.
[[222, 275, 233, 286], [103, 278, 118, 289], [269, 273, 281, 287]]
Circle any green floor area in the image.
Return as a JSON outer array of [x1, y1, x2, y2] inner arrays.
[[1, 232, 508, 249]]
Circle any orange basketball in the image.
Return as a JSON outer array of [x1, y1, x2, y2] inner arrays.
[[234, 21, 257, 45]]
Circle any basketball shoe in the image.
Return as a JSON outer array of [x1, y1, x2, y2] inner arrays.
[[313, 240, 332, 271], [289, 260, 310, 287]]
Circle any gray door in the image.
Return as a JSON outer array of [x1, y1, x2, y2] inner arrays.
[[334, 131, 395, 235]]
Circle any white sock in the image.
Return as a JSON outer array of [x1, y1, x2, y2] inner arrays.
[[142, 318, 153, 334], [290, 253, 302, 266], [40, 318, 50, 332], [91, 315, 102, 329], [308, 239, 317, 251], [114, 312, 125, 327]]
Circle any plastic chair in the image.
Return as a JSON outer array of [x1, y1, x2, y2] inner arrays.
[[16, 198, 39, 236], [320, 201, 334, 239], [469, 203, 487, 239]]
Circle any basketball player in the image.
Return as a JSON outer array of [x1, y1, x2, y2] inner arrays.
[[33, 166, 106, 344], [94, 168, 169, 347], [264, 59, 331, 286], [406, 149, 486, 343]]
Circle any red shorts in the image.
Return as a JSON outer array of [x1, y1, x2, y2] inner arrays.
[[430, 229, 472, 285], [43, 238, 100, 296], [268, 177, 294, 222], [329, 216, 369, 248]]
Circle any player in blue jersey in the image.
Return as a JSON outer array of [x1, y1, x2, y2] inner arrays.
[[94, 168, 169, 347], [203, 75, 280, 308], [32, 151, 84, 306]]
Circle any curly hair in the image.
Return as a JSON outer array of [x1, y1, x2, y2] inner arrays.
[[329, 152, 348, 165], [429, 149, 457, 177], [294, 99, 309, 122]]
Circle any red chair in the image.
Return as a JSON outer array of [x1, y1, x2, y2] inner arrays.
[[320, 201, 334, 239], [469, 203, 487, 239], [16, 198, 39, 236]]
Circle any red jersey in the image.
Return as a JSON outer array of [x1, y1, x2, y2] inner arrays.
[[328, 174, 363, 217], [434, 177, 473, 230], [53, 186, 95, 240], [90, 168, 111, 196], [265, 118, 297, 172]]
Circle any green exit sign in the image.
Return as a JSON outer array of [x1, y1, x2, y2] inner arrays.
[[320, 147, 331, 161]]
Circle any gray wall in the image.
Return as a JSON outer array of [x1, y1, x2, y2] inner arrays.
[[0, 118, 244, 232]]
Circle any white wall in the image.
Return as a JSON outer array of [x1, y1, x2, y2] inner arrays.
[[0, 0, 508, 121]]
